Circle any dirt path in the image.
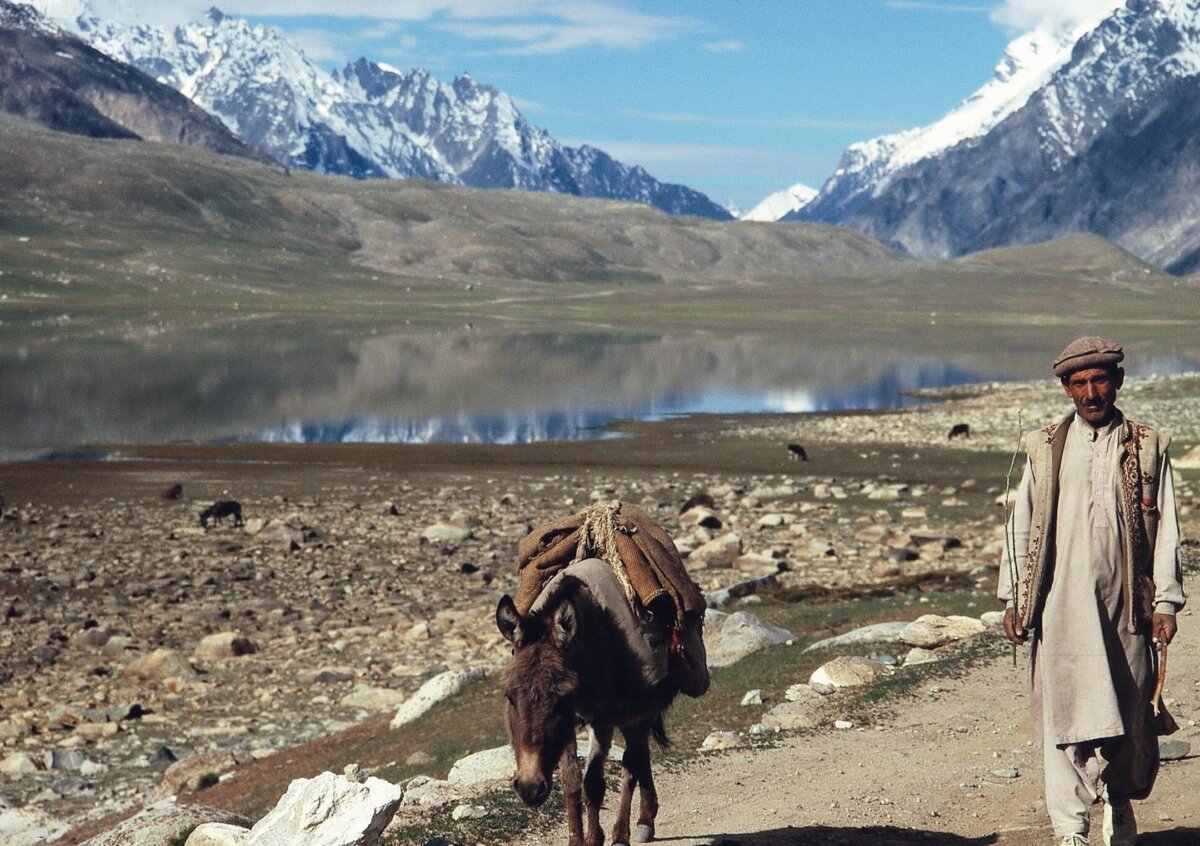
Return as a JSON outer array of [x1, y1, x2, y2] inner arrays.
[[524, 619, 1199, 846]]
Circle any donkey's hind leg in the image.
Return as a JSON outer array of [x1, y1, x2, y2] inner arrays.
[[613, 721, 658, 844], [583, 724, 612, 846]]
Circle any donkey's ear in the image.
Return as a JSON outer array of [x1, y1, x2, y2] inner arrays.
[[496, 595, 524, 647], [553, 600, 577, 647]]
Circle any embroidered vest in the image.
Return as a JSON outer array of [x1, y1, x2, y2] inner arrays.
[[1016, 410, 1168, 634]]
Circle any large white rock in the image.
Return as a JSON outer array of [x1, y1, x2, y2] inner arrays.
[[803, 622, 910, 653], [809, 656, 889, 694], [899, 614, 986, 648], [0, 808, 70, 845], [704, 610, 792, 668], [390, 668, 485, 729], [244, 772, 402, 846]]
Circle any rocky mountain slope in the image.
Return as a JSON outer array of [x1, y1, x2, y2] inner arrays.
[[0, 1, 254, 157], [795, 0, 1200, 274], [29, 2, 730, 219]]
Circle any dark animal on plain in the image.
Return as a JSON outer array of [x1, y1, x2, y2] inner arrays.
[[160, 484, 183, 501], [497, 572, 705, 846], [678, 491, 715, 514], [199, 500, 243, 528], [787, 443, 809, 461], [948, 423, 971, 440]]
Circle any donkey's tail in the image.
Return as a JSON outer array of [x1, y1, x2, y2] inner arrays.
[[651, 714, 670, 748]]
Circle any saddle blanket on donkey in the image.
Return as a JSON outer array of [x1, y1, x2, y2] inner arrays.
[[514, 500, 710, 697]]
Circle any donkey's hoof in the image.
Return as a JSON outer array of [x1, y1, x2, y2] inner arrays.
[[632, 824, 655, 843]]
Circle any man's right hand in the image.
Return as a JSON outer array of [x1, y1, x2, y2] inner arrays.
[[1003, 606, 1028, 646]]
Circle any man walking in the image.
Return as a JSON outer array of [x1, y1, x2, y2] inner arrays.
[[998, 336, 1184, 846]]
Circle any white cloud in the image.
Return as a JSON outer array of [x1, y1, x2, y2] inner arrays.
[[287, 29, 347, 63], [884, 2, 992, 11], [989, 0, 1123, 34], [703, 40, 745, 52], [619, 108, 901, 133]]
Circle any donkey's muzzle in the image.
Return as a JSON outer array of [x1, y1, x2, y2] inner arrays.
[[513, 774, 551, 807]]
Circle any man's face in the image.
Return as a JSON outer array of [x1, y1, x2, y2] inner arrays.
[[1063, 366, 1123, 427]]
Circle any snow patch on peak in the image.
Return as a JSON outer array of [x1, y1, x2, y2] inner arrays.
[[742, 183, 817, 222]]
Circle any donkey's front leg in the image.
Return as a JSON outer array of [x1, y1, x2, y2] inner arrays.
[[583, 724, 613, 846], [560, 743, 585, 846]]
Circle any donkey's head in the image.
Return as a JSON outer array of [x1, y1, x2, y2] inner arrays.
[[496, 593, 580, 807]]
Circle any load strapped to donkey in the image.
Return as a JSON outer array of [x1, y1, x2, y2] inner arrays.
[[513, 499, 710, 698]]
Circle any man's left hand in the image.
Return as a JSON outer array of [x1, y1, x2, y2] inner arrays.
[[1152, 612, 1177, 645]]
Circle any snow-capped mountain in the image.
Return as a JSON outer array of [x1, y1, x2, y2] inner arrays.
[[0, 1, 254, 156], [741, 182, 817, 222], [796, 0, 1200, 273], [793, 11, 1117, 225], [30, 2, 730, 219]]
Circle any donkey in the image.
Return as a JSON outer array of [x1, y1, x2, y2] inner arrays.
[[496, 562, 706, 846]]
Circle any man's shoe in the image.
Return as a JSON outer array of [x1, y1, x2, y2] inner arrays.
[[1058, 834, 1088, 846], [1103, 799, 1137, 846]]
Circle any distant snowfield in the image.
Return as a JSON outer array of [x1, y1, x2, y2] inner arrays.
[[740, 182, 817, 222]]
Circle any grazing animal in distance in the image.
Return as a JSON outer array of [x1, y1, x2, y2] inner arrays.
[[787, 443, 809, 461], [199, 500, 243, 528], [160, 483, 183, 501], [948, 423, 971, 439], [678, 491, 715, 514], [497, 562, 706, 846]]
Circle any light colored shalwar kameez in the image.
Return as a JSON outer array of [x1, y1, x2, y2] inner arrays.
[[999, 413, 1184, 839]]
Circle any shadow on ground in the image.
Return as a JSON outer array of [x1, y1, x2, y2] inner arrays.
[[1140, 830, 1200, 845], [655, 826, 998, 845]]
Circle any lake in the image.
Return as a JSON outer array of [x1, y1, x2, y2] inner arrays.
[[2, 326, 1196, 451]]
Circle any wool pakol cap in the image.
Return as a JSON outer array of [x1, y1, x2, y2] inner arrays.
[[1053, 336, 1124, 377]]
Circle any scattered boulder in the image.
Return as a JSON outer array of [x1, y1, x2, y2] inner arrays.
[[122, 649, 197, 683], [400, 775, 462, 808], [0, 807, 70, 845], [809, 657, 889, 694], [1160, 740, 1192, 761], [687, 533, 743, 569], [703, 610, 792, 668], [79, 804, 249, 846], [899, 615, 986, 648], [700, 731, 740, 751], [341, 684, 407, 713], [185, 823, 250, 846], [761, 696, 821, 731], [446, 746, 515, 786], [194, 632, 258, 661], [420, 523, 471, 544], [903, 647, 941, 666], [163, 750, 243, 793], [243, 772, 402, 846], [803, 622, 910, 653], [0, 752, 39, 776], [390, 668, 486, 729]]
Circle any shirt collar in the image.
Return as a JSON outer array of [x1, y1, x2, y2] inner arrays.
[[1073, 411, 1120, 442]]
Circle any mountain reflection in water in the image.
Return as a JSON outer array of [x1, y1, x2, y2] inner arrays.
[[242, 361, 987, 444], [2, 327, 1194, 449]]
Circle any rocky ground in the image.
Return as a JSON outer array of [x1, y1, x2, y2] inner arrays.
[[0, 375, 1197, 843]]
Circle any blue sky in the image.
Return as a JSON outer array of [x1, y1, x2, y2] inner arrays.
[[73, 1, 1121, 210]]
